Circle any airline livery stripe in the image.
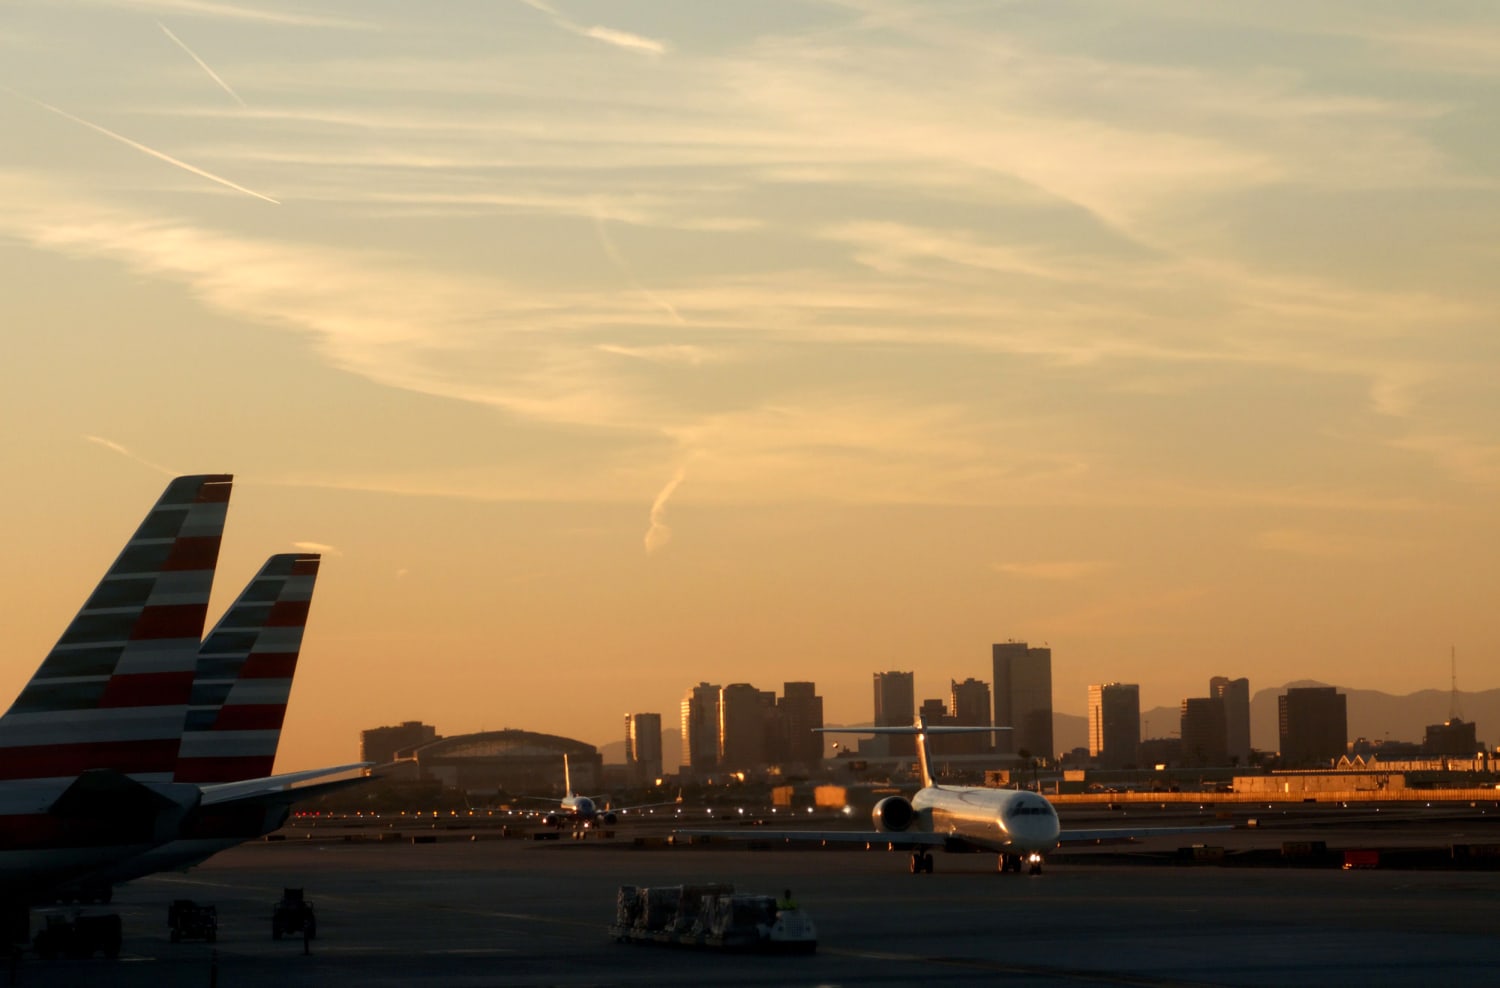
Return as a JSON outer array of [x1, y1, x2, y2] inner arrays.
[[0, 739, 180, 779], [202, 704, 288, 731], [265, 600, 311, 627], [162, 535, 223, 571], [238, 654, 298, 679], [131, 604, 211, 641], [99, 671, 196, 708]]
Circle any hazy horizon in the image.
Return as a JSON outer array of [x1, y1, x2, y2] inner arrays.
[[3, 2, 1497, 771]]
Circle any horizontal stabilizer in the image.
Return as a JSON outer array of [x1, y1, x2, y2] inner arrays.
[[199, 762, 370, 807]]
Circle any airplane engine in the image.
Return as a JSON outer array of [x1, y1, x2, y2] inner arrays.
[[871, 795, 915, 832], [601, 811, 617, 826], [544, 814, 561, 828]]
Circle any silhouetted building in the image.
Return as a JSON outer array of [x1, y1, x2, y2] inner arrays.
[[1180, 697, 1228, 768], [1278, 686, 1347, 767], [993, 642, 1053, 761], [719, 683, 775, 772], [777, 682, 824, 768], [680, 682, 721, 775], [948, 677, 992, 755], [399, 729, 599, 794], [1424, 718, 1479, 756], [1137, 737, 1182, 768], [874, 671, 916, 756], [1088, 683, 1140, 769], [1210, 676, 1251, 766], [624, 712, 663, 784], [361, 720, 438, 765]]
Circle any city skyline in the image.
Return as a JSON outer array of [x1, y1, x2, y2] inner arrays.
[[3, 3, 1498, 772]]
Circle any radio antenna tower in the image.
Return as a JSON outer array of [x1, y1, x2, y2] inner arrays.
[[1449, 646, 1463, 722]]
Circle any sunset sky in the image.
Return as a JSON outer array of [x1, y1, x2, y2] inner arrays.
[[3, 1, 1498, 770]]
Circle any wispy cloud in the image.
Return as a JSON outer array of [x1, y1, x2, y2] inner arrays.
[[992, 560, 1112, 581], [84, 435, 177, 476], [159, 21, 246, 107], [644, 465, 687, 554], [517, 0, 668, 56], [292, 541, 343, 556]]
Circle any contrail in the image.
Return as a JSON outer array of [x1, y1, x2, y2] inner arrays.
[[594, 211, 685, 325], [644, 465, 687, 554], [159, 21, 247, 107], [13, 90, 278, 204], [84, 435, 177, 476]]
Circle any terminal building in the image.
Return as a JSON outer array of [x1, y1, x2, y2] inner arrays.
[[376, 729, 603, 796]]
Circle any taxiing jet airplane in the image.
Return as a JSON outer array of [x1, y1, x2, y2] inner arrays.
[[534, 754, 680, 829], [679, 715, 1228, 874]]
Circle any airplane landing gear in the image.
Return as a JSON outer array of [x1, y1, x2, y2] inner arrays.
[[909, 850, 934, 874], [998, 853, 1021, 873], [1028, 853, 1044, 876]]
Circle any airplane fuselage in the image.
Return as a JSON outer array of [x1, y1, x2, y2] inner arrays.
[[910, 786, 1061, 854]]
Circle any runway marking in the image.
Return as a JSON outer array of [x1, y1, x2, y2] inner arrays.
[[823, 947, 1226, 986]]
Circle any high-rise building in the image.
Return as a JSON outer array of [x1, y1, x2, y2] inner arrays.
[[874, 671, 916, 756], [680, 682, 721, 775], [949, 677, 992, 755], [993, 642, 1053, 760], [1277, 686, 1347, 767], [1087, 683, 1140, 769], [777, 682, 824, 768], [624, 712, 663, 784], [1210, 676, 1252, 766], [360, 720, 438, 765], [719, 683, 775, 772], [1424, 718, 1480, 756], [1179, 697, 1228, 768]]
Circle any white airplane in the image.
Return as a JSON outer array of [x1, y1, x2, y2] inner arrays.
[[679, 715, 1227, 875], [533, 754, 679, 829]]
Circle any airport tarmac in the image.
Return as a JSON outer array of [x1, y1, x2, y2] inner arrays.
[[18, 826, 1500, 987]]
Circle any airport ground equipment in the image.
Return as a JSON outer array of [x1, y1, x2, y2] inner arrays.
[[609, 884, 816, 954], [168, 899, 217, 942], [272, 888, 316, 940], [32, 911, 122, 960]]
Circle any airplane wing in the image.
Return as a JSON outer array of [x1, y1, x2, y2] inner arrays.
[[675, 828, 949, 850], [1058, 824, 1234, 844], [198, 763, 370, 806]]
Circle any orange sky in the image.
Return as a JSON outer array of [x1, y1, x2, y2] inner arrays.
[[3, 2, 1498, 769]]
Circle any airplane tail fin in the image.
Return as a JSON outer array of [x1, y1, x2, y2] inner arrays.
[[0, 475, 232, 782], [563, 752, 573, 797], [816, 719, 1012, 789], [175, 553, 321, 784]]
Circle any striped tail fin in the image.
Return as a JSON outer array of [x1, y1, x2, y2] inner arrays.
[[175, 553, 319, 784], [0, 474, 232, 782]]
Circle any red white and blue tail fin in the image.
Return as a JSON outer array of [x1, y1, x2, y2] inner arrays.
[[0, 474, 232, 782], [175, 553, 319, 784]]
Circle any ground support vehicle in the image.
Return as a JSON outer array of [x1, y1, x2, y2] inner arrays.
[[608, 884, 816, 954], [32, 912, 122, 960], [168, 899, 217, 942], [272, 888, 316, 940]]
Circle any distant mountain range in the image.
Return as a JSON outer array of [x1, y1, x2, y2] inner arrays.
[[600, 684, 1497, 765]]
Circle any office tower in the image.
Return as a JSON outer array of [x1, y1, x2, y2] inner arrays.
[[874, 671, 916, 756], [949, 677, 992, 755], [1210, 676, 1252, 766], [777, 682, 824, 768], [1277, 686, 1347, 767], [624, 712, 663, 784], [992, 642, 1053, 760], [680, 682, 721, 775], [360, 720, 437, 765], [719, 683, 775, 772], [1087, 683, 1140, 769], [1179, 697, 1228, 768], [1423, 719, 1479, 756]]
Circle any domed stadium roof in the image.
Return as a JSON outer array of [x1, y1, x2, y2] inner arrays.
[[407, 729, 597, 762]]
